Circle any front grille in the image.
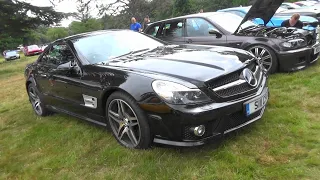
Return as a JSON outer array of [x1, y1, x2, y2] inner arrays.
[[206, 62, 256, 89], [207, 62, 262, 99], [224, 109, 263, 132], [215, 83, 254, 97]]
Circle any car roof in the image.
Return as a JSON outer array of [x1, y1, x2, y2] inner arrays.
[[218, 6, 250, 12], [148, 12, 230, 24]]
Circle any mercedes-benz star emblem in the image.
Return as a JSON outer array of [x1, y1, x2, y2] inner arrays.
[[241, 68, 257, 87]]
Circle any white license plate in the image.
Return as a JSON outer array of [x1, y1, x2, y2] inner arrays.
[[313, 44, 320, 55], [244, 89, 268, 117]]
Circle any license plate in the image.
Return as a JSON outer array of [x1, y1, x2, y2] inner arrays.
[[313, 44, 320, 55], [244, 89, 268, 117]]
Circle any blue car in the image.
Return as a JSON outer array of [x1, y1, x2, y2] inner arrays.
[[218, 6, 318, 31]]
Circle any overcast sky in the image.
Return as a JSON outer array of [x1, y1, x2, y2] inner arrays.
[[25, 0, 102, 27]]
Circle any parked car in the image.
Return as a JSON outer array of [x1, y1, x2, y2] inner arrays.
[[281, 2, 304, 9], [24, 45, 42, 56], [218, 6, 319, 31], [40, 45, 48, 52], [276, 6, 320, 21], [25, 30, 269, 149], [4, 50, 20, 61], [294, 1, 318, 7], [145, 0, 320, 74]]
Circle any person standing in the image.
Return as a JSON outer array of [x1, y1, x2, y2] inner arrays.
[[130, 17, 142, 32], [142, 15, 151, 31], [281, 13, 303, 29]]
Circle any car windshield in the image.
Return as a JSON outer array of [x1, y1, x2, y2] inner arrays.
[[73, 31, 165, 64], [6, 51, 17, 56], [28, 45, 39, 50], [207, 13, 256, 33]]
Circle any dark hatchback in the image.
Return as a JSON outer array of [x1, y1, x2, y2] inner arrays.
[[144, 0, 320, 74], [25, 30, 268, 149]]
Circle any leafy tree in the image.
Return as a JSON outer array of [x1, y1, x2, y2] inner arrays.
[[69, 18, 103, 35], [46, 27, 69, 41], [0, 0, 64, 52]]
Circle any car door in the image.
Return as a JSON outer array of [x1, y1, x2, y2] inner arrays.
[[33, 47, 57, 103], [184, 17, 227, 46], [45, 43, 85, 116], [156, 19, 186, 44], [145, 23, 161, 37]]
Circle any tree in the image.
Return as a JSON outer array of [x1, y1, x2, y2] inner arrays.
[[46, 27, 69, 41], [69, 19, 103, 35], [0, 0, 65, 52], [74, 0, 95, 22]]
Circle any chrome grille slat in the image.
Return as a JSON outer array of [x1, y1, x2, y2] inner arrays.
[[208, 63, 262, 99]]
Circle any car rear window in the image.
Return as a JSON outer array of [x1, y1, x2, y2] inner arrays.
[[28, 45, 39, 50]]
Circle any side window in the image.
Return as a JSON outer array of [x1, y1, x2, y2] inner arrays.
[[159, 20, 184, 38], [186, 18, 218, 37], [146, 24, 160, 37], [41, 44, 75, 66]]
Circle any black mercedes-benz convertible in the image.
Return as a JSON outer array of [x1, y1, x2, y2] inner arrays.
[[25, 30, 268, 149], [144, 0, 320, 74]]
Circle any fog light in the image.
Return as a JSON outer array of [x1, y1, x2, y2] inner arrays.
[[191, 125, 205, 137]]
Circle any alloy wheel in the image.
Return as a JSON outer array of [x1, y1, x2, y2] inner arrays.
[[108, 99, 141, 148], [248, 46, 273, 72], [28, 86, 43, 115]]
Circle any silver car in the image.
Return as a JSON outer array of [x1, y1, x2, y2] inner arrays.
[[5, 51, 20, 61]]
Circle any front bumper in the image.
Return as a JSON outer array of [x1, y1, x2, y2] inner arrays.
[[145, 77, 268, 147], [5, 56, 19, 60], [278, 42, 320, 72]]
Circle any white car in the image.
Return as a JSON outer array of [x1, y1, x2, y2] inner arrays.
[[4, 51, 20, 61]]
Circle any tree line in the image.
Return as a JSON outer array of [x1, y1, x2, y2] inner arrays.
[[2, 0, 280, 52]]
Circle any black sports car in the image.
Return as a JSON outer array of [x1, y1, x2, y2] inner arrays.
[[25, 30, 269, 149], [144, 0, 320, 74]]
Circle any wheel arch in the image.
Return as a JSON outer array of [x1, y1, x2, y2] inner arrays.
[[26, 77, 36, 92], [100, 87, 143, 117]]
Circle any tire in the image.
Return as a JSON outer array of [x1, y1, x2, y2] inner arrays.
[[247, 45, 278, 74], [106, 91, 152, 149], [27, 83, 51, 116]]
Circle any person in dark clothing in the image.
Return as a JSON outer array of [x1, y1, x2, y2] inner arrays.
[[281, 13, 303, 29], [142, 15, 151, 31]]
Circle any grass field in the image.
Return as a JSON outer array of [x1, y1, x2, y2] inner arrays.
[[0, 55, 319, 179]]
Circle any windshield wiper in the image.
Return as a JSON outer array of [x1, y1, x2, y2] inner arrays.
[[112, 48, 150, 60], [97, 48, 151, 65]]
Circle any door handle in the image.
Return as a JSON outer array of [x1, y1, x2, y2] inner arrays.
[[186, 39, 193, 43]]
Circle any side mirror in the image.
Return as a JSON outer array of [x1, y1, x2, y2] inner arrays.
[[209, 30, 223, 38]]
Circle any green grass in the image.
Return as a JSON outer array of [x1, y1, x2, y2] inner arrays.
[[0, 55, 319, 179]]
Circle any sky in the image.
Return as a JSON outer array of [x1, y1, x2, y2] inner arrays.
[[25, 0, 102, 27]]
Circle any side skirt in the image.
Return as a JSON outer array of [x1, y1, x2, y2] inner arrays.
[[47, 105, 107, 127]]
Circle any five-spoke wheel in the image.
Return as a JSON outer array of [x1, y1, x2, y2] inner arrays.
[[27, 83, 50, 116], [106, 92, 151, 149]]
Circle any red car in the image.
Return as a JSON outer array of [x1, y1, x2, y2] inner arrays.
[[24, 45, 42, 56]]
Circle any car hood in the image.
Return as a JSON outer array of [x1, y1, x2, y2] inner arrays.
[[237, 0, 284, 32], [106, 45, 255, 84]]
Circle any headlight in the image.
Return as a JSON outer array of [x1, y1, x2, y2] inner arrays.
[[152, 80, 211, 104], [280, 38, 306, 48]]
